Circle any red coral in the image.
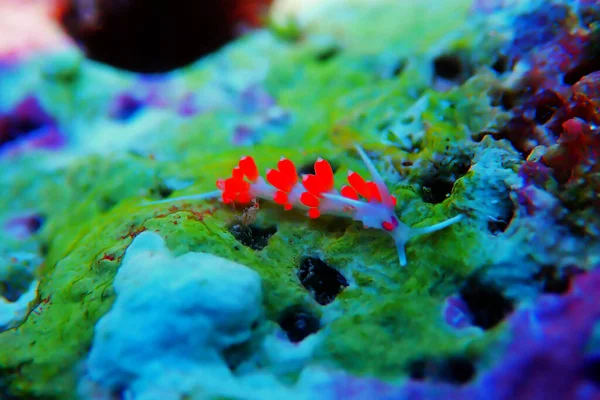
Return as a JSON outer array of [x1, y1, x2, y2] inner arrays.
[[542, 118, 600, 184]]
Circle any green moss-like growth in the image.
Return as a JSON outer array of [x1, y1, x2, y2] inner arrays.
[[0, 0, 520, 397]]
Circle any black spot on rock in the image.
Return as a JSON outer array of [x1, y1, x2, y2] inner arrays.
[[533, 265, 585, 294], [433, 54, 465, 81], [298, 257, 348, 305], [531, 89, 565, 125], [582, 355, 600, 386], [488, 201, 515, 235], [420, 177, 455, 204], [491, 55, 509, 74], [440, 356, 476, 384], [228, 224, 277, 251], [278, 305, 320, 342], [407, 356, 476, 385], [149, 182, 174, 199], [420, 157, 470, 204], [316, 46, 341, 63], [0, 282, 22, 303], [407, 359, 427, 380], [459, 276, 513, 330], [388, 58, 408, 78]]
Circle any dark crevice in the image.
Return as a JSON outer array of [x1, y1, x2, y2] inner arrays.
[[532, 89, 565, 124], [420, 178, 454, 204], [391, 58, 407, 77], [228, 223, 277, 251], [533, 265, 585, 294], [491, 55, 509, 74], [315, 46, 341, 63], [433, 53, 474, 84], [57, 0, 265, 73], [420, 159, 470, 204], [488, 201, 515, 235], [98, 196, 117, 212], [563, 61, 600, 85], [0, 96, 57, 148], [408, 356, 476, 384], [433, 54, 464, 80], [149, 182, 174, 199], [582, 355, 600, 386], [278, 305, 320, 342], [459, 276, 514, 330], [297, 257, 348, 305]]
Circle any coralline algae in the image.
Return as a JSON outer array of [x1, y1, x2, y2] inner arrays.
[[0, 0, 599, 399]]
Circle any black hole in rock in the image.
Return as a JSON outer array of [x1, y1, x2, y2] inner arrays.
[[488, 201, 514, 235], [28, 215, 44, 233], [298, 160, 339, 176], [439, 356, 476, 384], [439, 356, 475, 385], [471, 130, 496, 143], [391, 58, 407, 77], [57, 0, 265, 73], [420, 159, 470, 204], [487, 219, 508, 234], [377, 119, 392, 131], [582, 355, 600, 386], [421, 178, 455, 204], [533, 90, 565, 124], [316, 46, 341, 63], [98, 196, 117, 212], [1, 97, 55, 147], [0, 282, 22, 303], [499, 90, 517, 111], [223, 340, 254, 371], [533, 265, 585, 294], [111, 94, 144, 121], [407, 359, 427, 380], [39, 242, 49, 256], [407, 356, 475, 385], [278, 305, 320, 342], [459, 277, 513, 330], [491, 55, 509, 74], [563, 59, 600, 85], [433, 54, 463, 81], [150, 183, 174, 199], [298, 257, 348, 305], [228, 223, 277, 251]]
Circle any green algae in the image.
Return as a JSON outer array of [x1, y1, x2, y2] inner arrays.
[[0, 0, 520, 397]]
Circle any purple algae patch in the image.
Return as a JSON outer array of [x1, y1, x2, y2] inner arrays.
[[442, 296, 474, 330], [0, 96, 65, 156], [508, 3, 571, 58], [109, 93, 145, 121], [4, 214, 45, 240]]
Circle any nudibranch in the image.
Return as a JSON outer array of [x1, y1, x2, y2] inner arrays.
[[147, 146, 463, 267]]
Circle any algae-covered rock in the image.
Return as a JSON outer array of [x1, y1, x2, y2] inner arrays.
[[1, 0, 599, 399]]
